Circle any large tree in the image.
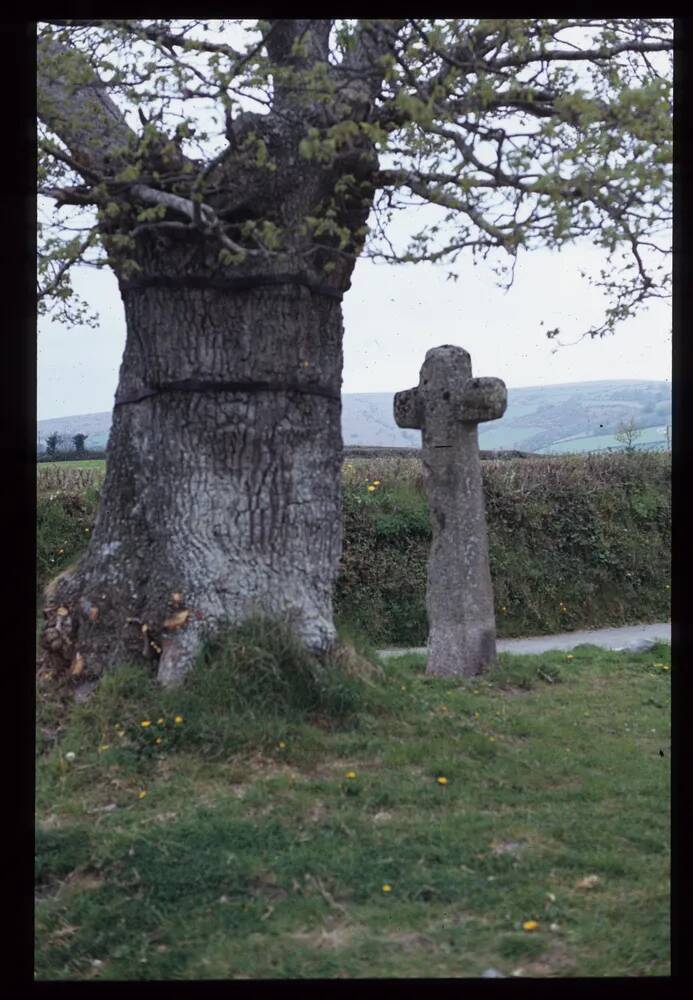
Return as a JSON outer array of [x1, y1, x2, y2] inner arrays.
[[37, 18, 672, 692]]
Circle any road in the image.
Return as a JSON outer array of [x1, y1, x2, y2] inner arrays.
[[376, 622, 671, 659]]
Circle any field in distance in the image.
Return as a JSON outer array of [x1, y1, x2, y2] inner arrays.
[[38, 379, 671, 455]]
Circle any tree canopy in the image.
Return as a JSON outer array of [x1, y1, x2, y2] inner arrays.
[[38, 18, 673, 338]]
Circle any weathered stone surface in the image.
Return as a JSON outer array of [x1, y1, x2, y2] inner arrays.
[[394, 345, 507, 677]]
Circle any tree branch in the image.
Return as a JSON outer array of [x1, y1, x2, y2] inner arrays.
[[128, 183, 264, 257], [39, 185, 99, 206], [37, 232, 98, 301], [490, 37, 672, 71], [38, 35, 139, 178], [332, 19, 407, 119]]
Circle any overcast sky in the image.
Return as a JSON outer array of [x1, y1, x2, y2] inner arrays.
[[37, 20, 672, 421], [37, 236, 671, 421]]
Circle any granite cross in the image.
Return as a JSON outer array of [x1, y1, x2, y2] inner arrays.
[[394, 345, 507, 676]]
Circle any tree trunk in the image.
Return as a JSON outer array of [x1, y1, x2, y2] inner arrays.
[[40, 241, 346, 693]]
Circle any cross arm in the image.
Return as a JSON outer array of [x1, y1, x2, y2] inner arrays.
[[459, 377, 507, 423], [393, 387, 423, 430]]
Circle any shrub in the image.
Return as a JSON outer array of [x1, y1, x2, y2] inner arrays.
[[36, 452, 671, 646], [336, 452, 670, 644], [36, 487, 101, 593]]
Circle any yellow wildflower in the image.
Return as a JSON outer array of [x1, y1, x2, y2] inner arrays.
[[522, 920, 539, 931], [367, 485, 376, 492], [138, 790, 147, 799], [372, 480, 381, 486], [437, 776, 448, 785], [174, 715, 184, 724], [99, 744, 110, 752], [140, 720, 151, 728], [157, 718, 165, 725], [345, 770, 357, 779], [382, 884, 392, 893], [155, 737, 162, 745], [278, 740, 287, 749]]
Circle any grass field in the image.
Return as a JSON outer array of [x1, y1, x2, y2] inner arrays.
[[541, 425, 668, 454], [35, 636, 670, 980], [38, 459, 107, 471]]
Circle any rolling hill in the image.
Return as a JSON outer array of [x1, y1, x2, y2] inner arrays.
[[38, 379, 671, 455]]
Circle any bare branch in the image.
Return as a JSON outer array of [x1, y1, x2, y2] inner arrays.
[[490, 37, 672, 71], [129, 183, 265, 258], [39, 185, 99, 206]]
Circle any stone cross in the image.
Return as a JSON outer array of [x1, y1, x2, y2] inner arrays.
[[394, 345, 507, 676]]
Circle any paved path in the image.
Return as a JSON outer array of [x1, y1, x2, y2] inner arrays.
[[377, 622, 671, 659]]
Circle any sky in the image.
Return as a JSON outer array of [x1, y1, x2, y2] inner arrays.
[[37, 238, 672, 421], [37, 19, 672, 421]]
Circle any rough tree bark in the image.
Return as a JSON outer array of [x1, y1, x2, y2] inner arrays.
[[38, 20, 382, 695], [41, 257, 347, 693]]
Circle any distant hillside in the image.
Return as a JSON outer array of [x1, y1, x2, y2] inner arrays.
[[38, 379, 671, 455]]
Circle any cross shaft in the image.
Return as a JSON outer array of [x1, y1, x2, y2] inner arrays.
[[394, 345, 507, 676]]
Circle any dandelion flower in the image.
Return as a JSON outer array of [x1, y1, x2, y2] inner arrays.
[[137, 790, 147, 799], [345, 770, 357, 779], [174, 715, 184, 724], [522, 920, 539, 931], [140, 720, 152, 728], [157, 718, 165, 725], [382, 884, 392, 893], [437, 776, 448, 785], [278, 741, 287, 749], [373, 480, 381, 486], [155, 737, 162, 745], [367, 485, 376, 492]]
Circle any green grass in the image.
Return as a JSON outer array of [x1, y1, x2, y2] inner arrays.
[[35, 634, 671, 980], [38, 459, 107, 471], [543, 425, 668, 455]]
